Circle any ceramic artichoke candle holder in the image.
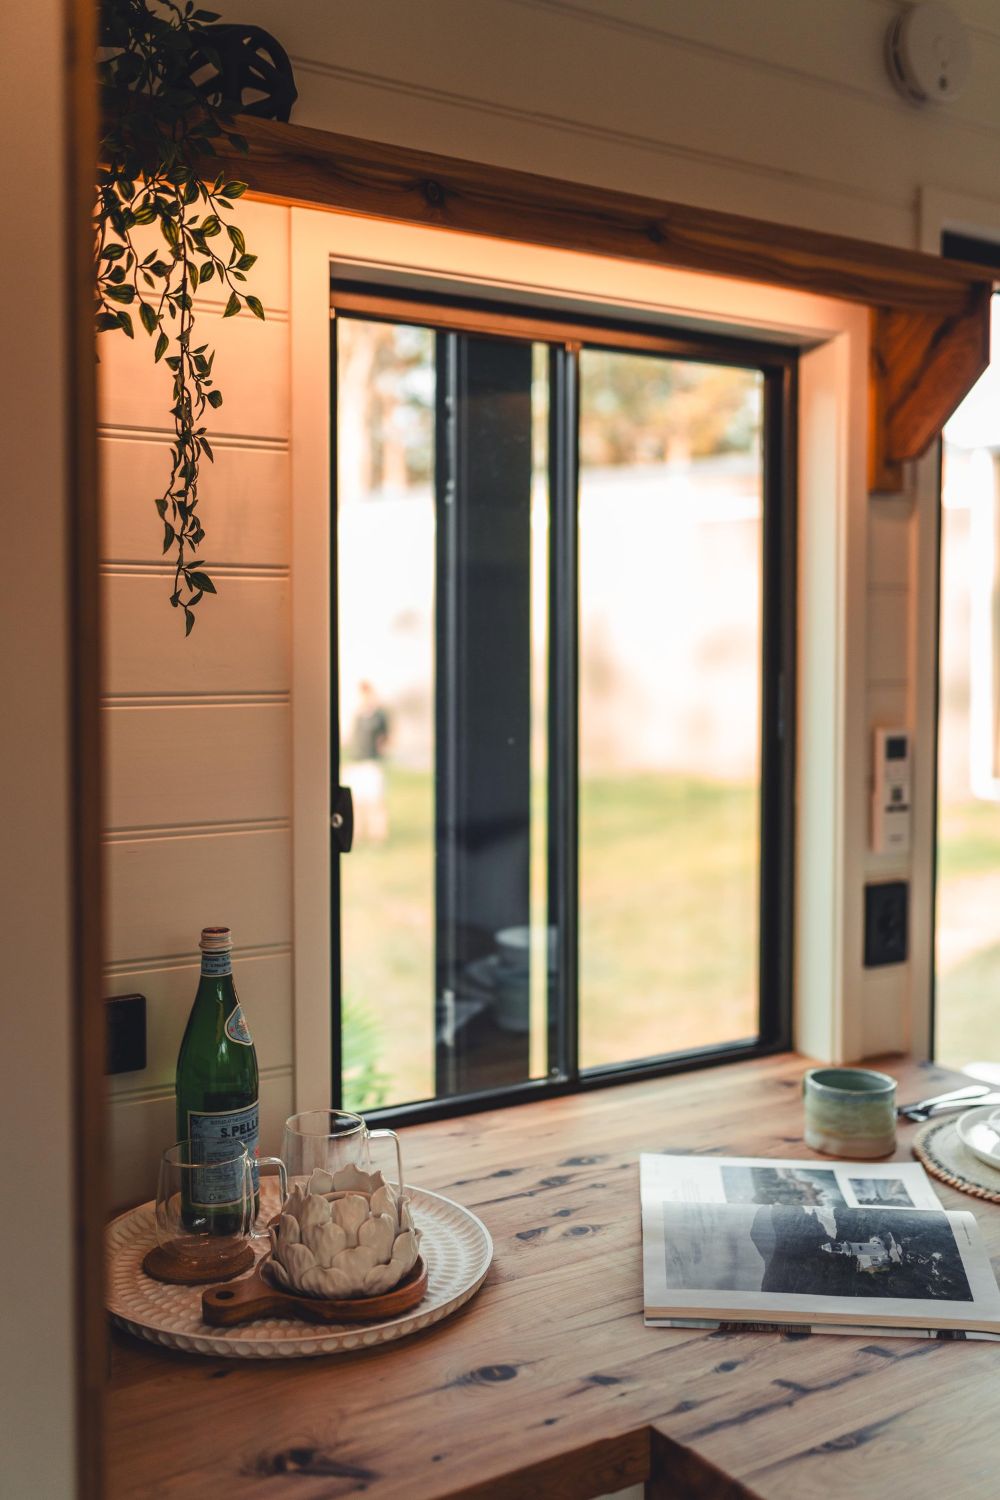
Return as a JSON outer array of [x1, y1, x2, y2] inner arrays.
[[267, 1164, 420, 1299]]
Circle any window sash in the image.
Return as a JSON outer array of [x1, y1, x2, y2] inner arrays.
[[330, 284, 797, 1126]]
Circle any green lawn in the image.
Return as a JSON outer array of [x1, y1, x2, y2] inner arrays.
[[341, 775, 1000, 1103], [341, 767, 758, 1109], [936, 797, 1000, 1068]]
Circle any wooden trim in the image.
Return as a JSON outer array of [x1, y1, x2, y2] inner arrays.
[[67, 0, 106, 1495], [330, 286, 796, 365], [289, 208, 334, 1113], [203, 117, 993, 487], [226, 118, 985, 316]]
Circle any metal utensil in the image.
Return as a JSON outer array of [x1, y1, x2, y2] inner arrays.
[[896, 1083, 990, 1122]]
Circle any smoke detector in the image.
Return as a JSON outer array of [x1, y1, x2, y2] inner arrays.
[[886, 2, 971, 105]]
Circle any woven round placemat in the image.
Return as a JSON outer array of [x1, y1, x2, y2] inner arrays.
[[912, 1115, 1000, 1202]]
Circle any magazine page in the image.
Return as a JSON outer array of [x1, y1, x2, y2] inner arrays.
[[640, 1152, 943, 1212], [642, 1198, 1000, 1334]]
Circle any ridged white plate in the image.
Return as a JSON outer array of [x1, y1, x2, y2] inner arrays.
[[105, 1184, 493, 1359]]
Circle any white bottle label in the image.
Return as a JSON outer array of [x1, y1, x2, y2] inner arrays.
[[200, 949, 233, 977]]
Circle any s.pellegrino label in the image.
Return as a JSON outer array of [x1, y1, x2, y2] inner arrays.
[[176, 926, 261, 1226], [187, 1102, 260, 1207]]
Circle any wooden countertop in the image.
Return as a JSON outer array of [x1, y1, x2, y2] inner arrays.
[[105, 1053, 998, 1499]]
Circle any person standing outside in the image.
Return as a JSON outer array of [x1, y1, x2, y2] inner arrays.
[[347, 680, 391, 842]]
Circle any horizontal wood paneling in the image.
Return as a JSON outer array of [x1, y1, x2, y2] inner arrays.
[[97, 307, 290, 440], [868, 495, 911, 588], [106, 827, 291, 966], [107, 1067, 294, 1213], [106, 949, 293, 1096], [100, 437, 289, 567], [865, 681, 909, 731], [104, 702, 290, 830], [867, 587, 910, 683], [99, 198, 294, 1208], [104, 573, 289, 696]]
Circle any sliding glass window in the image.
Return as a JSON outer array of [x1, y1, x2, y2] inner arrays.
[[331, 288, 795, 1119]]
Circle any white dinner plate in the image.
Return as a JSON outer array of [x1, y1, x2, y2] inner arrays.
[[956, 1104, 1000, 1170]]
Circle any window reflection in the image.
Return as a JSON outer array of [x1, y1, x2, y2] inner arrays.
[[578, 349, 763, 1068]]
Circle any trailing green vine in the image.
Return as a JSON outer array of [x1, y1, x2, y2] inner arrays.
[[97, 0, 264, 633]]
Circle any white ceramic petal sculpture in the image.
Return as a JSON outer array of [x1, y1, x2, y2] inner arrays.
[[268, 1163, 422, 1299]]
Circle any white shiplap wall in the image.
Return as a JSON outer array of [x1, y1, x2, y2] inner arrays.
[[103, 2, 999, 1197], [101, 201, 294, 1207], [214, 0, 1000, 1054]]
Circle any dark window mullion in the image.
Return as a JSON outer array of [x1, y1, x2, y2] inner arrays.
[[758, 362, 796, 1049], [548, 344, 580, 1084], [434, 331, 461, 1098]]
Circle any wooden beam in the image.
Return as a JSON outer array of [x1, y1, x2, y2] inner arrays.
[[212, 117, 993, 493], [224, 117, 987, 320]]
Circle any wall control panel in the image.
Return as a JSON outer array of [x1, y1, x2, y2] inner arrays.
[[871, 728, 912, 856]]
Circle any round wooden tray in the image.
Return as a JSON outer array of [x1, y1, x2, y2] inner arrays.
[[105, 1185, 493, 1359]]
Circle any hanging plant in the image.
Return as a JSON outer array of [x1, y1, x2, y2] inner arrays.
[[97, 0, 265, 634]]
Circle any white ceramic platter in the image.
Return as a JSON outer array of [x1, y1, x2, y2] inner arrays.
[[105, 1185, 492, 1359], [955, 1105, 1000, 1170]]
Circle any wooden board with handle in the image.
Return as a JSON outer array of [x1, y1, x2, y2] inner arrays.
[[201, 1256, 428, 1327]]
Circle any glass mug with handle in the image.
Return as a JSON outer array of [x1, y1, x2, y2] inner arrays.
[[153, 1138, 287, 1280], [282, 1109, 405, 1200]]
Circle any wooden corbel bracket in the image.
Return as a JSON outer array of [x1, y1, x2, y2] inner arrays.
[[210, 116, 993, 494], [869, 286, 993, 493]]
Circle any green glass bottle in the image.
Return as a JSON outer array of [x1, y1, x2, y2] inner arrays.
[[175, 926, 259, 1231]]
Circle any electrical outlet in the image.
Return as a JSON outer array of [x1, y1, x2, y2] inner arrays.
[[106, 993, 147, 1074], [864, 881, 908, 967]]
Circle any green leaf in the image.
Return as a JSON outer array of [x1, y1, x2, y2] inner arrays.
[[96, 312, 121, 332], [220, 183, 246, 199], [223, 291, 240, 319], [198, 261, 215, 283], [117, 311, 134, 338], [225, 223, 246, 255], [245, 295, 265, 321], [206, 389, 223, 408], [154, 331, 169, 362], [139, 301, 158, 335], [188, 571, 217, 594], [162, 522, 176, 553], [183, 606, 195, 637], [155, 497, 168, 518]]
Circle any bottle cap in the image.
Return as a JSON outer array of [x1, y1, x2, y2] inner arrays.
[[199, 926, 233, 952]]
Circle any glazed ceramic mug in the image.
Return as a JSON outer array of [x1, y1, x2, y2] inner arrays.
[[803, 1067, 897, 1158]]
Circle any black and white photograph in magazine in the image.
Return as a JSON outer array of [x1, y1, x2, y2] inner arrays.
[[720, 1164, 846, 1208], [662, 1203, 974, 1301], [848, 1178, 915, 1208]]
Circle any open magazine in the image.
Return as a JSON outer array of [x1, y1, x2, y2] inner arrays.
[[641, 1154, 1000, 1340]]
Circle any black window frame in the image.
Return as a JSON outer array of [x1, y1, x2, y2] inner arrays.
[[330, 281, 798, 1127]]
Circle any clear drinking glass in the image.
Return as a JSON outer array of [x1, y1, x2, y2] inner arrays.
[[155, 1139, 287, 1275], [282, 1109, 405, 1198]]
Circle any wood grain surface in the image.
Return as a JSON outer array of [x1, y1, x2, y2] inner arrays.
[[106, 1053, 999, 1499], [206, 117, 993, 486]]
